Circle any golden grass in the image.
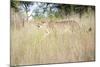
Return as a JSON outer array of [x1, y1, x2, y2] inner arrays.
[[11, 13, 95, 66]]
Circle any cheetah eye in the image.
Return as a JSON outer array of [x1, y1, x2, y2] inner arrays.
[[37, 25, 40, 28]]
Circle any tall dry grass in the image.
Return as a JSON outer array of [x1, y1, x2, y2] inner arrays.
[[11, 12, 95, 66]]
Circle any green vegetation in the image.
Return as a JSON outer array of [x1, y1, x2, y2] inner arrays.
[[11, 1, 95, 28]]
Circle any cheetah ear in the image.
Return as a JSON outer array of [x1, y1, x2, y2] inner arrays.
[[41, 21, 45, 24], [88, 27, 92, 32]]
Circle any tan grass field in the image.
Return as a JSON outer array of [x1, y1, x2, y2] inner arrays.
[[11, 13, 95, 66]]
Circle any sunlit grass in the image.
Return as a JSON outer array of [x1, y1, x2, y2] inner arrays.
[[11, 14, 95, 66]]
